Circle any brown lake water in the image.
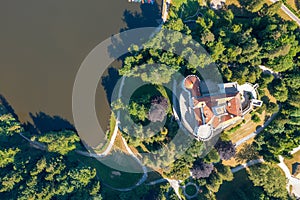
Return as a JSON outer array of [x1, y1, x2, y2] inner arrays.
[[0, 0, 161, 132]]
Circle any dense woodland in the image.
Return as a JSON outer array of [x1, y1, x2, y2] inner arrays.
[[1, 0, 300, 199], [116, 0, 300, 198], [0, 108, 102, 199]]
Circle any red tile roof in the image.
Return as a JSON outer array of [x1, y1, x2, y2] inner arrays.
[[226, 93, 242, 116], [184, 76, 242, 129]]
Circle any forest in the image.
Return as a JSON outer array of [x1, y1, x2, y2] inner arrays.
[[114, 0, 300, 198], [0, 0, 300, 199]]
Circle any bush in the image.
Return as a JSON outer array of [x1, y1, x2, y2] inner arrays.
[[261, 95, 270, 104], [251, 113, 261, 123], [258, 103, 267, 114], [224, 123, 242, 134], [266, 102, 279, 114]]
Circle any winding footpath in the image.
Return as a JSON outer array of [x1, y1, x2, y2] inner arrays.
[[17, 9, 171, 193], [121, 136, 148, 187], [231, 158, 265, 173], [16, 3, 300, 197], [18, 76, 147, 192]]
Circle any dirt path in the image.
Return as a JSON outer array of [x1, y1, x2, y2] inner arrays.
[[121, 136, 148, 186]]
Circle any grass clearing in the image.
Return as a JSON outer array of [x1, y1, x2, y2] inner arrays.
[[284, 149, 300, 174], [77, 152, 143, 189], [113, 131, 127, 152], [286, 0, 299, 11], [265, 0, 294, 20], [145, 170, 163, 183], [264, 88, 276, 103], [222, 139, 256, 167], [217, 169, 255, 199], [277, 9, 293, 21], [226, 0, 241, 7], [229, 111, 265, 144]]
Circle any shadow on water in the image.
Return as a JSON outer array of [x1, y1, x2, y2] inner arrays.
[[26, 112, 75, 134], [0, 95, 19, 120], [107, 0, 162, 60], [0, 94, 75, 135], [101, 67, 121, 104], [103, 0, 162, 108], [122, 2, 161, 30]]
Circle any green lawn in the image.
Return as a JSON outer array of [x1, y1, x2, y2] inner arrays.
[[217, 169, 264, 200], [284, 149, 300, 174], [130, 84, 161, 102], [76, 151, 143, 189], [145, 170, 163, 184]]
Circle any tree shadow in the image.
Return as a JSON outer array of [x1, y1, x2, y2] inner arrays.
[[256, 125, 262, 131], [226, 4, 253, 18], [292, 162, 300, 175], [0, 95, 19, 120], [0, 94, 76, 135], [101, 67, 121, 104], [121, 2, 161, 31], [296, 0, 300, 10], [27, 112, 75, 134], [104, 1, 163, 106], [107, 1, 162, 60]]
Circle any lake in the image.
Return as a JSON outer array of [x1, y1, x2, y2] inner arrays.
[[0, 0, 162, 134]]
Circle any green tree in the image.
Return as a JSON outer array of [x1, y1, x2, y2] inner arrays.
[[0, 148, 20, 168], [215, 164, 233, 181], [128, 101, 148, 121], [251, 113, 261, 123], [204, 148, 220, 163], [236, 144, 259, 163], [269, 79, 288, 102], [247, 164, 289, 199], [261, 1, 282, 16], [38, 130, 80, 155], [241, 0, 264, 12], [206, 173, 222, 193], [258, 73, 274, 88], [0, 114, 23, 136], [69, 167, 97, 187], [201, 29, 215, 45], [0, 171, 23, 192], [266, 102, 279, 113]]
